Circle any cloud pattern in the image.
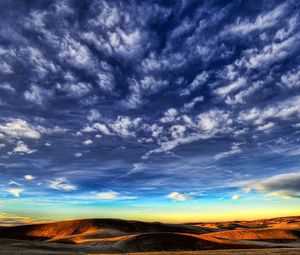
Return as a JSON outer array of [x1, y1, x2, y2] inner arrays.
[[0, 0, 300, 206]]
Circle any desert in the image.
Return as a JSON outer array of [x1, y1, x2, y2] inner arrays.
[[0, 216, 299, 254]]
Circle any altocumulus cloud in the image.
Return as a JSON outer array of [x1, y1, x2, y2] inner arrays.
[[0, 0, 299, 203]]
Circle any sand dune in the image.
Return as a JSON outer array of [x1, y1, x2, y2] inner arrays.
[[0, 218, 208, 241], [200, 229, 299, 242], [0, 216, 299, 253], [188, 216, 300, 230]]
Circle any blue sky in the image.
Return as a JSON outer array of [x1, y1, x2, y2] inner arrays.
[[0, 0, 300, 224]]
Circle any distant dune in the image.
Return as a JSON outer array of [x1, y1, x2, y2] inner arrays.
[[0, 216, 299, 254]]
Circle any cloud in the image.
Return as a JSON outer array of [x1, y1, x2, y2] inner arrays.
[[96, 191, 119, 200], [231, 194, 240, 201], [238, 95, 300, 126], [24, 84, 53, 105], [49, 178, 77, 191], [95, 191, 137, 200], [127, 163, 145, 175], [24, 175, 35, 180], [167, 192, 191, 201], [214, 77, 247, 98], [224, 2, 288, 35], [0, 83, 15, 93], [244, 172, 300, 199], [160, 108, 178, 123], [98, 72, 115, 92], [0, 119, 41, 139], [110, 116, 141, 137], [6, 188, 23, 197], [180, 72, 209, 96], [87, 109, 101, 122], [144, 109, 233, 158], [183, 96, 204, 111], [0, 214, 38, 226], [13, 141, 36, 154], [58, 36, 93, 68], [0, 61, 13, 74], [83, 139, 93, 145], [281, 67, 300, 89], [93, 123, 112, 135], [215, 143, 242, 160], [57, 82, 92, 98], [74, 152, 82, 158]]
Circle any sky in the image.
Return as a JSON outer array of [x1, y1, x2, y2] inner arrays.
[[0, 0, 300, 225]]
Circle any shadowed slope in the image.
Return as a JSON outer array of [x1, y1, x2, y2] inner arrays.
[[116, 232, 258, 252]]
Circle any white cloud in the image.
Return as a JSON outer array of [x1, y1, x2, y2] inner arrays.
[[160, 108, 178, 123], [24, 175, 35, 180], [183, 96, 204, 111], [49, 178, 77, 191], [243, 35, 298, 69], [225, 3, 287, 35], [6, 188, 23, 197], [24, 84, 52, 105], [127, 163, 145, 175], [170, 125, 186, 139], [215, 142, 242, 160], [13, 141, 36, 154], [56, 82, 92, 98], [96, 191, 119, 200], [274, 14, 298, 41], [167, 192, 190, 201], [257, 122, 275, 132], [0, 83, 15, 93], [93, 123, 112, 135], [0, 61, 13, 74], [238, 95, 300, 126], [232, 194, 240, 201], [87, 109, 101, 122], [37, 125, 68, 135], [98, 72, 115, 92], [74, 152, 82, 158], [66, 82, 92, 97], [123, 76, 169, 109], [214, 77, 247, 98], [281, 67, 300, 89], [83, 139, 93, 145], [0, 119, 41, 139], [58, 36, 92, 68], [225, 81, 262, 105], [180, 72, 209, 96], [20, 46, 57, 78], [81, 125, 95, 133], [144, 109, 233, 159], [197, 109, 232, 133], [88, 2, 120, 29], [110, 116, 141, 137]]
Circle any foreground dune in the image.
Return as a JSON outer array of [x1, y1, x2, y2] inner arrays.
[[0, 216, 299, 253]]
